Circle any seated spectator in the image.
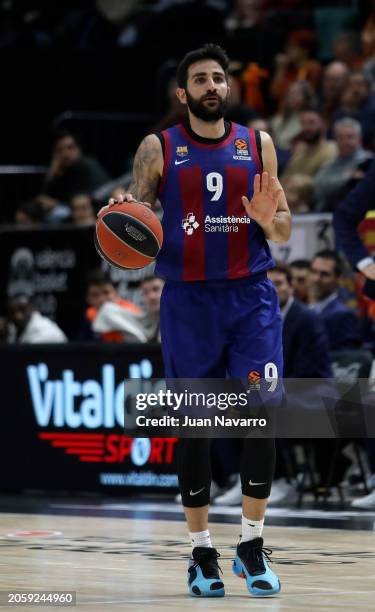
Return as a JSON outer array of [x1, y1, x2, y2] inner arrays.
[[320, 61, 349, 125], [270, 30, 322, 110], [271, 80, 317, 150], [0, 295, 66, 343], [140, 275, 164, 342], [332, 31, 364, 70], [14, 200, 44, 227], [290, 259, 311, 303], [40, 130, 110, 206], [310, 250, 361, 351], [282, 174, 313, 213], [282, 108, 337, 180], [79, 269, 146, 342], [361, 0, 375, 59], [313, 118, 373, 212], [34, 194, 71, 225], [70, 193, 96, 226], [332, 70, 375, 148]]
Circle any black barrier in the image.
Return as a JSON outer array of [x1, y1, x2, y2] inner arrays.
[[0, 226, 157, 339], [1, 344, 178, 493], [0, 226, 101, 339]]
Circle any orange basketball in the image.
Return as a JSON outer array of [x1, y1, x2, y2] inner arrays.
[[95, 201, 163, 270]]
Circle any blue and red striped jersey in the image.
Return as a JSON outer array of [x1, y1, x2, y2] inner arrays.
[[154, 122, 274, 281]]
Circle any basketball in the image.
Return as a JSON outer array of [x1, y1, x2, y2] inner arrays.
[[95, 201, 163, 270]]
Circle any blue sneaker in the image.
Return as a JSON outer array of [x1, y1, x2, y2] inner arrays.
[[188, 547, 225, 597], [233, 537, 281, 597]]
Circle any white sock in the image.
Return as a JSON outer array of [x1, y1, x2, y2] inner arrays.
[[189, 529, 212, 550], [241, 515, 264, 542]]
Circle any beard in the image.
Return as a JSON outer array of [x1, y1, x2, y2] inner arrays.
[[302, 131, 322, 144], [186, 91, 228, 122]]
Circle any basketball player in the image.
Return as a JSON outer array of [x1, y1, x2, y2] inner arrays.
[[101, 44, 291, 598]]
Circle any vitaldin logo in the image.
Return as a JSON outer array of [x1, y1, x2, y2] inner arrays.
[[27, 360, 153, 429]]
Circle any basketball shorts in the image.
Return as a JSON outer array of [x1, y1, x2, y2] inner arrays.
[[160, 272, 283, 381]]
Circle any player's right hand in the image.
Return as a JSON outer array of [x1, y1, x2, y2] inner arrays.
[[97, 193, 151, 217]]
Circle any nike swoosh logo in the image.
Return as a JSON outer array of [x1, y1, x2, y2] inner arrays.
[[189, 487, 205, 496], [249, 480, 267, 486], [175, 159, 189, 165]]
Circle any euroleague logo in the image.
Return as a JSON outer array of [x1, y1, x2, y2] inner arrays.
[[235, 138, 247, 150], [248, 370, 261, 390], [234, 138, 251, 161]]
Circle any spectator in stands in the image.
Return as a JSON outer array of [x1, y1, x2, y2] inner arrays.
[[271, 80, 317, 150], [40, 130, 110, 207], [310, 250, 361, 351], [290, 259, 311, 304], [361, 0, 375, 59], [140, 276, 164, 342], [0, 295, 66, 343], [14, 200, 44, 227], [313, 118, 373, 212], [34, 194, 71, 225], [70, 193, 96, 226], [333, 70, 375, 148], [80, 269, 146, 342], [332, 32, 364, 70], [270, 30, 322, 110], [282, 173, 313, 213], [320, 61, 349, 125], [282, 108, 337, 180]]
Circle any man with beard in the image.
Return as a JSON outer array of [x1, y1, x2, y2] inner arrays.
[[282, 108, 337, 180], [100, 44, 291, 598]]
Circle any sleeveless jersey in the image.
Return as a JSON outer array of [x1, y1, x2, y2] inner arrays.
[[154, 122, 274, 281]]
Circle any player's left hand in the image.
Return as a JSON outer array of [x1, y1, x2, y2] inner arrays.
[[242, 172, 282, 227]]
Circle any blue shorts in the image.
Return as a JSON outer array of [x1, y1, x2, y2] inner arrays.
[[160, 272, 283, 380]]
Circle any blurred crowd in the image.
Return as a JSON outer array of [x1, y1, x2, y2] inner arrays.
[[3, 0, 375, 225]]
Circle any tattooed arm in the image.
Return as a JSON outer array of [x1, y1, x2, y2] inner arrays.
[[98, 134, 163, 213], [127, 134, 164, 206]]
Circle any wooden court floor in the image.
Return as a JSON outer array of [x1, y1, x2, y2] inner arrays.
[[1, 512, 375, 611]]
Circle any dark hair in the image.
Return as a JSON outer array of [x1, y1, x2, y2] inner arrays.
[[270, 262, 292, 284], [312, 249, 343, 276], [349, 69, 372, 88], [290, 258, 311, 270], [51, 129, 80, 149], [176, 43, 229, 88], [140, 275, 164, 285], [300, 106, 322, 117], [86, 269, 114, 290], [288, 29, 317, 55]]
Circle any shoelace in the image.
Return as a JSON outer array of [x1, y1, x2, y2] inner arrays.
[[190, 550, 223, 578], [246, 545, 273, 573]]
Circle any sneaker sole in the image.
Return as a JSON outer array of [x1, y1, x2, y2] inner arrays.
[[189, 587, 225, 598]]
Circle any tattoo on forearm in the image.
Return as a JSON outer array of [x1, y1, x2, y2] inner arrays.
[[128, 136, 161, 204]]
